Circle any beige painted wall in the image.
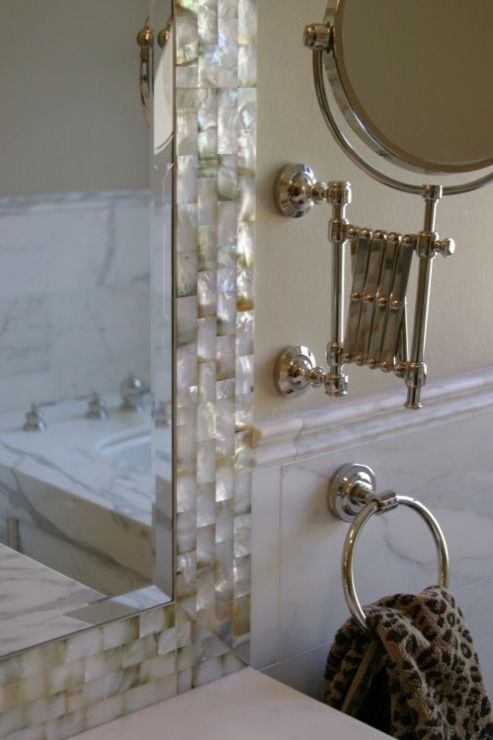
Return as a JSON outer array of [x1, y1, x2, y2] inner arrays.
[[255, 0, 493, 420], [0, 0, 150, 196]]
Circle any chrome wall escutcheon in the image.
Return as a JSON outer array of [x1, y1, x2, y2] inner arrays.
[[327, 462, 450, 632], [327, 462, 377, 522], [275, 345, 321, 397], [274, 164, 348, 219], [274, 164, 316, 219]]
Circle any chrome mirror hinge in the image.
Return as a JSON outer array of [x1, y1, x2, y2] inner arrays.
[[416, 231, 456, 259], [136, 16, 172, 126], [303, 23, 334, 53], [137, 18, 154, 125]]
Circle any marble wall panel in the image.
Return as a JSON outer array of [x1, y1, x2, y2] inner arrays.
[[0, 191, 151, 413], [0, 295, 51, 380], [251, 372, 493, 699]]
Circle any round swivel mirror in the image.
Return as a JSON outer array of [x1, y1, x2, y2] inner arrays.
[[320, 0, 493, 192]]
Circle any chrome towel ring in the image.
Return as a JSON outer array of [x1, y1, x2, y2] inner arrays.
[[327, 463, 449, 632]]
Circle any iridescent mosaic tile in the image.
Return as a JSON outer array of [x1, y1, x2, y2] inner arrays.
[[175, 0, 256, 651], [0, 0, 256, 733], [0, 605, 244, 737]]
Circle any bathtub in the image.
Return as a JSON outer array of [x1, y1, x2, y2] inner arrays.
[[0, 396, 168, 596]]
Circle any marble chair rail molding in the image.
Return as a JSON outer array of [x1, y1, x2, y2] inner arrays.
[[0, 0, 256, 737]]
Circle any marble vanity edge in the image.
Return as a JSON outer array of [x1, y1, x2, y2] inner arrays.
[[252, 367, 493, 468]]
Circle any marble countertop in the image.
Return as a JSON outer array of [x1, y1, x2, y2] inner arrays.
[[0, 397, 158, 580], [0, 541, 101, 655], [73, 668, 389, 739], [0, 397, 153, 526]]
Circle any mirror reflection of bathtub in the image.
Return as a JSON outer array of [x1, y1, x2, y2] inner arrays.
[[0, 0, 173, 622], [0, 394, 171, 598]]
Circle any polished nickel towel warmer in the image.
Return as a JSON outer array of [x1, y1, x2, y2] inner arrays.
[[275, 173, 454, 409], [327, 463, 449, 631], [274, 13, 493, 409]]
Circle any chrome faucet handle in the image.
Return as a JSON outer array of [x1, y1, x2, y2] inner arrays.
[[85, 393, 109, 419], [23, 403, 47, 432], [120, 374, 150, 411]]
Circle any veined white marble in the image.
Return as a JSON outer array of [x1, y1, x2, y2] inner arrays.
[[0, 189, 152, 414], [0, 396, 172, 598], [0, 541, 101, 656], [250, 367, 493, 698], [252, 366, 493, 467], [73, 668, 388, 740]]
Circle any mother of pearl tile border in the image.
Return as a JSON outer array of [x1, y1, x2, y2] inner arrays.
[[174, 0, 256, 650], [0, 0, 256, 736], [0, 604, 244, 738]]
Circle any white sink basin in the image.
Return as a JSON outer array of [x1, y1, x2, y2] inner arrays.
[[99, 431, 152, 471]]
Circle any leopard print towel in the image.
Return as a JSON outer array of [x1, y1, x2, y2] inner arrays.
[[325, 587, 493, 739]]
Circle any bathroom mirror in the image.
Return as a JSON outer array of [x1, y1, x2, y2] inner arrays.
[[327, 0, 493, 175], [0, 0, 174, 655]]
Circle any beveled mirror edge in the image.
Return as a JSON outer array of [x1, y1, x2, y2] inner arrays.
[[0, 0, 256, 734]]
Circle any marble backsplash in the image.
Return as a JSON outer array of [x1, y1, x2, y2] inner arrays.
[[0, 190, 151, 414], [250, 368, 493, 700]]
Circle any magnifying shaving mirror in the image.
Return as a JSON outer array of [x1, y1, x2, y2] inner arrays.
[[327, 0, 493, 178], [274, 0, 493, 409]]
